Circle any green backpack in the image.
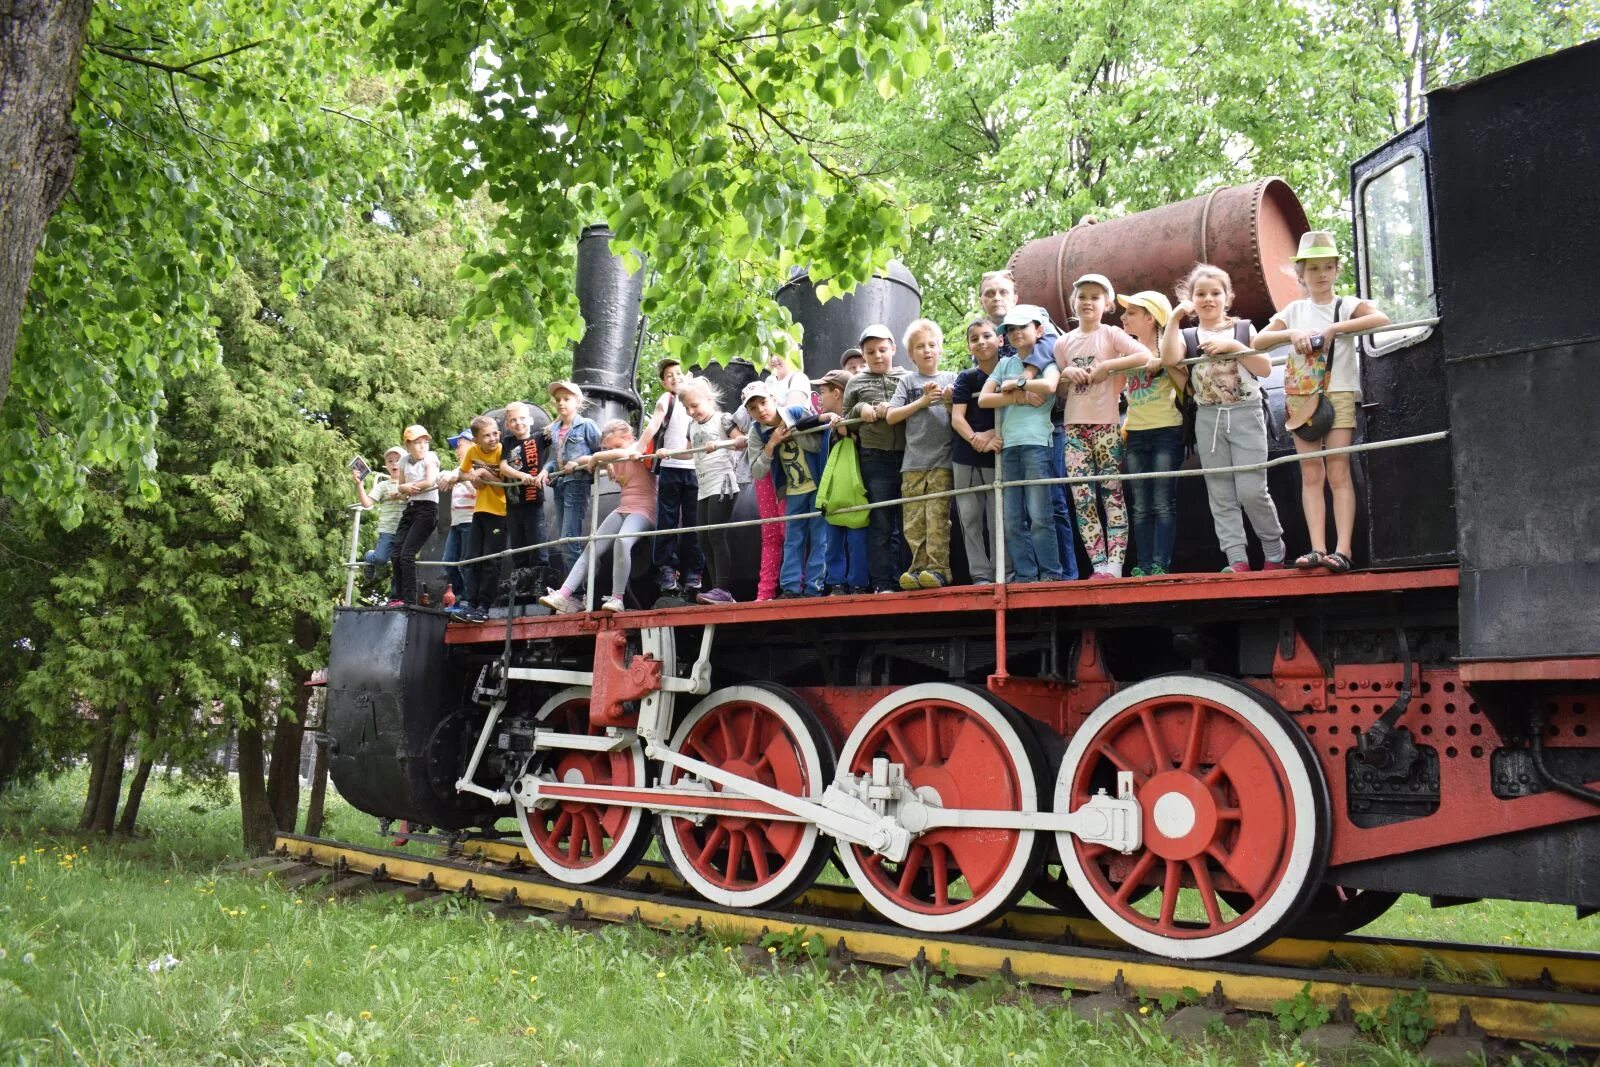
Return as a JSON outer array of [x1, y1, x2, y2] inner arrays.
[[816, 436, 869, 529]]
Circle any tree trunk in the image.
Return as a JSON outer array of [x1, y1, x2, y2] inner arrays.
[[304, 690, 329, 837], [89, 704, 131, 833], [79, 711, 112, 830], [115, 714, 160, 834], [236, 700, 277, 855], [0, 0, 92, 409], [265, 694, 305, 832]]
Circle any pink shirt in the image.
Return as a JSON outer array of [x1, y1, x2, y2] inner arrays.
[[608, 457, 658, 524], [1055, 325, 1150, 425]]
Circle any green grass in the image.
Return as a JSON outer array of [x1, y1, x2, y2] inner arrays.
[[1, 773, 1590, 1065]]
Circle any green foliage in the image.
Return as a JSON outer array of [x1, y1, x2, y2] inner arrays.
[[1, 203, 512, 791], [827, 0, 1600, 326], [759, 926, 826, 961], [368, 0, 943, 370], [1355, 988, 1435, 1047], [1270, 982, 1331, 1034], [7, 0, 407, 524]]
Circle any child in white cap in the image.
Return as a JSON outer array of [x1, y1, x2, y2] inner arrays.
[[539, 381, 602, 573], [1255, 232, 1391, 573], [1055, 273, 1153, 579], [1162, 264, 1286, 573]]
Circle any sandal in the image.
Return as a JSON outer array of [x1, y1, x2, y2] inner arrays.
[[1322, 551, 1353, 574], [1294, 550, 1325, 569]]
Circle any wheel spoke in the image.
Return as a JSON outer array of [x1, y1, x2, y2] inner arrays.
[[584, 809, 608, 859], [924, 705, 942, 764], [931, 844, 950, 907], [897, 844, 925, 896], [723, 827, 745, 885], [717, 713, 737, 759], [746, 828, 771, 883], [741, 710, 762, 762], [549, 809, 572, 845], [885, 721, 917, 766], [1180, 705, 1208, 772], [1091, 740, 1149, 786], [1158, 859, 1182, 927], [1139, 708, 1170, 772], [1188, 858, 1225, 927], [695, 824, 728, 868], [565, 824, 583, 862], [1114, 851, 1157, 904]]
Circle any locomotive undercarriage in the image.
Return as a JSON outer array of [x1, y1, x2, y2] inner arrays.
[[369, 578, 1591, 961]]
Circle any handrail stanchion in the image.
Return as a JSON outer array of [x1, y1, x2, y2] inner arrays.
[[991, 472, 1008, 680], [344, 504, 365, 608], [584, 473, 601, 613]]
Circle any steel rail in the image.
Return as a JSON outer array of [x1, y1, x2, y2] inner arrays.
[[273, 833, 1600, 1044]]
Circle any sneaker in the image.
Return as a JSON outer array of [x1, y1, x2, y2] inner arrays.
[[1148, 564, 1169, 576], [898, 572, 921, 591], [1260, 559, 1288, 572], [851, 586, 871, 595], [1088, 571, 1116, 580], [443, 603, 466, 615], [696, 588, 736, 604], [1129, 566, 1147, 578], [916, 571, 947, 589], [600, 596, 625, 612], [776, 589, 805, 600], [1222, 561, 1251, 574], [458, 607, 490, 623], [827, 584, 852, 597], [657, 565, 679, 588], [873, 584, 899, 594], [385, 598, 406, 607], [682, 573, 704, 594], [538, 589, 580, 614], [972, 577, 993, 585]]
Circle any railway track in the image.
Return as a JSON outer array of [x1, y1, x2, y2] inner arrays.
[[272, 832, 1600, 1046]]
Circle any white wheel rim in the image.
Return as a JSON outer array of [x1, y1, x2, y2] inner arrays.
[[835, 683, 1038, 934], [516, 686, 648, 885], [1055, 675, 1321, 959], [658, 685, 827, 908]]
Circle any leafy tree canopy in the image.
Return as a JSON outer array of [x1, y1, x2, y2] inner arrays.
[[371, 0, 943, 368], [5, 0, 405, 526]]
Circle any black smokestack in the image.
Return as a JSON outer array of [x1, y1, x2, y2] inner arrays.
[[571, 224, 646, 428]]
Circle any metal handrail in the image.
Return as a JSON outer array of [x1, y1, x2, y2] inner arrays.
[[346, 431, 1450, 605]]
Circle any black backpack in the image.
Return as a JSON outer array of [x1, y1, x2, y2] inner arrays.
[[1176, 319, 1260, 452]]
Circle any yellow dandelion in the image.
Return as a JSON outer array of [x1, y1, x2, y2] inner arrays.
[[657, 970, 666, 979], [360, 1011, 373, 1021], [529, 975, 538, 983], [304, 958, 313, 968], [1294, 1062, 1307, 1067], [370, 944, 378, 950], [1138, 1005, 1150, 1015], [524, 1026, 538, 1036], [466, 1016, 479, 1024], [16, 855, 25, 866], [767, 946, 776, 954]]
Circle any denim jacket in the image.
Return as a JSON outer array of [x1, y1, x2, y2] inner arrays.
[[541, 418, 602, 475]]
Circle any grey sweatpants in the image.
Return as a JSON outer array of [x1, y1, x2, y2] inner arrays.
[[1195, 401, 1285, 565], [561, 510, 654, 600], [952, 462, 997, 582]]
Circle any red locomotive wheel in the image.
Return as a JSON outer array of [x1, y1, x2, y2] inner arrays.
[[837, 684, 1043, 933], [657, 685, 834, 909], [1056, 674, 1328, 959], [516, 687, 651, 885]]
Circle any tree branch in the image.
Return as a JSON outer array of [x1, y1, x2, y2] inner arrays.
[[91, 38, 268, 85], [713, 52, 848, 181]]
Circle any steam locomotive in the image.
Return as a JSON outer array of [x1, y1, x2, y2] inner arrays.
[[325, 41, 1600, 960]]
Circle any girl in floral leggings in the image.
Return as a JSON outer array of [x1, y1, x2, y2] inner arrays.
[[1054, 274, 1155, 578]]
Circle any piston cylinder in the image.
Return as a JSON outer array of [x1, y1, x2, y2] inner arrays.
[[1008, 179, 1309, 325], [776, 262, 922, 378]]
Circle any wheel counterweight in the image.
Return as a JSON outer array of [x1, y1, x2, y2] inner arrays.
[[516, 687, 651, 885], [657, 684, 835, 908], [836, 683, 1044, 933], [1056, 674, 1329, 959]]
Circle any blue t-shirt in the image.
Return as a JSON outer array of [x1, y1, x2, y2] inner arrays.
[[990, 355, 1055, 449]]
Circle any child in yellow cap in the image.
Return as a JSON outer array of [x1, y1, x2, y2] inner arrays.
[[1117, 291, 1185, 576]]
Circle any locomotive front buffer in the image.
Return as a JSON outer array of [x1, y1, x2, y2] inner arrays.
[[456, 626, 1142, 863]]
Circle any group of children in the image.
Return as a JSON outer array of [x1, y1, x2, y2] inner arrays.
[[354, 229, 1388, 615]]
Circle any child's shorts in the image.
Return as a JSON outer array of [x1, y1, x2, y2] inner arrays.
[[1329, 391, 1358, 430]]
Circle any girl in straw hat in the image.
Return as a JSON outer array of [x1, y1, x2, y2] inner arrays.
[[1255, 232, 1391, 573], [1116, 291, 1185, 576]]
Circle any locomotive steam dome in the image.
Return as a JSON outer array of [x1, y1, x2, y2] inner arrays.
[[1009, 178, 1310, 325], [776, 261, 922, 378]]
